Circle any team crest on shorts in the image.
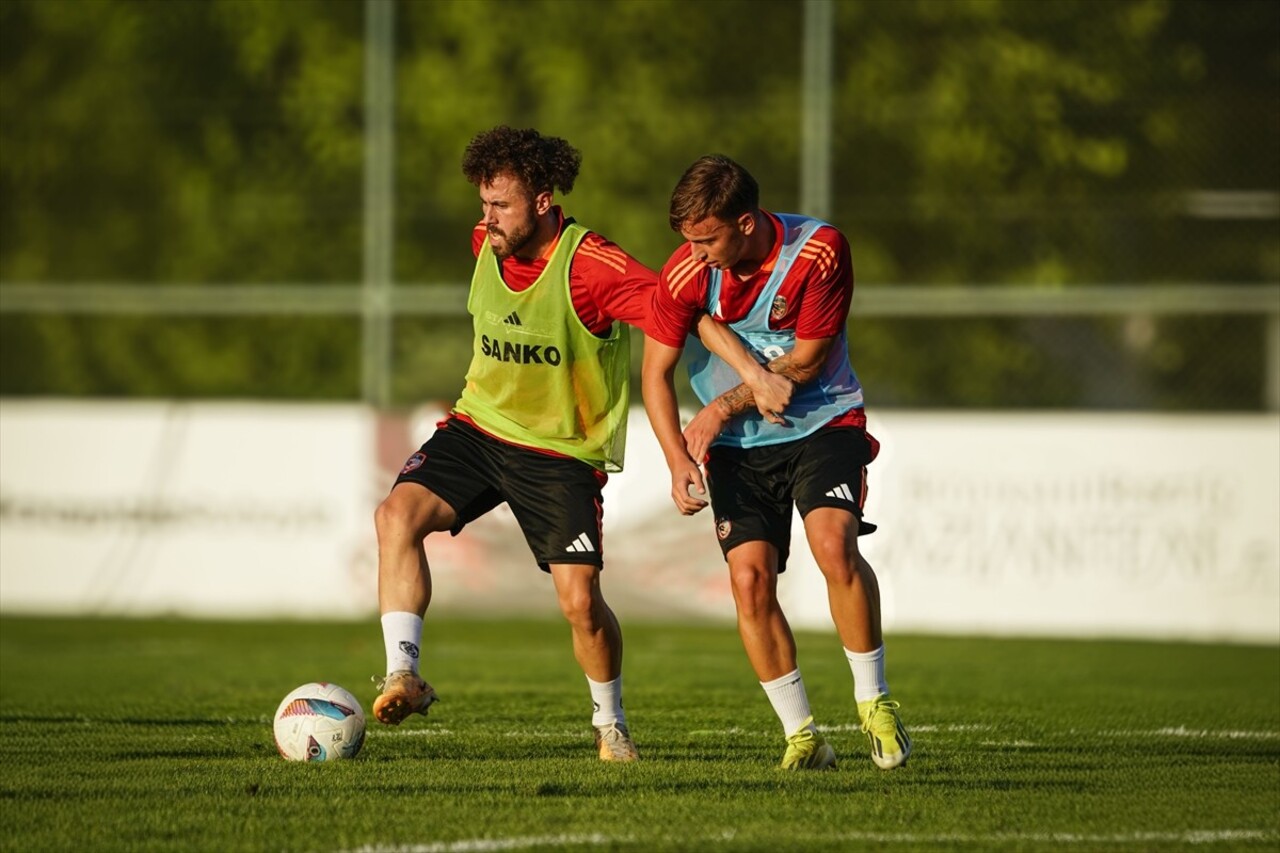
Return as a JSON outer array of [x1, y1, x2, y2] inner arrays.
[[716, 518, 732, 540], [400, 452, 426, 474], [770, 295, 788, 321]]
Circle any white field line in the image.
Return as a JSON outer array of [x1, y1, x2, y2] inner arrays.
[[369, 722, 1280, 740], [34, 717, 1277, 743], [1102, 726, 1280, 739], [830, 830, 1277, 845], [682, 722, 995, 736], [819, 722, 995, 733], [341, 829, 1278, 852], [48, 717, 1280, 741], [36, 717, 1276, 743], [344, 834, 616, 853]]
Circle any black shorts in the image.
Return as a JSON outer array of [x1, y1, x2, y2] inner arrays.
[[704, 426, 879, 573], [394, 417, 608, 572]]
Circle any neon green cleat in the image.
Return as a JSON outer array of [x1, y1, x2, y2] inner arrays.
[[780, 716, 837, 770], [594, 723, 639, 762], [857, 695, 911, 769]]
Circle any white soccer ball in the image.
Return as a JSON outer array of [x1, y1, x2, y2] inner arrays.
[[272, 682, 366, 762]]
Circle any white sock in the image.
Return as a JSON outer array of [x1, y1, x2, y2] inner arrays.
[[381, 611, 424, 675], [587, 675, 626, 728], [760, 668, 815, 736], [845, 645, 888, 703]]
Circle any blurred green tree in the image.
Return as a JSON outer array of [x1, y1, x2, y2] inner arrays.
[[1, 0, 1275, 407]]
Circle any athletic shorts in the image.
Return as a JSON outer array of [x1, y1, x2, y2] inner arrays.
[[394, 417, 608, 572], [704, 426, 879, 573]]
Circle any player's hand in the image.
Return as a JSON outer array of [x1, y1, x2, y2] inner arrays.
[[683, 404, 729, 464], [746, 371, 792, 425], [669, 457, 709, 516]]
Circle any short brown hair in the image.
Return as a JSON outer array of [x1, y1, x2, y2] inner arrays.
[[668, 154, 760, 231], [461, 126, 581, 196]]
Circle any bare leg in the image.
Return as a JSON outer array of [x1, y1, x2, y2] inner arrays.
[[370, 482, 454, 724], [803, 508, 909, 767], [374, 481, 456, 617], [725, 541, 797, 681], [802, 507, 882, 652], [549, 563, 622, 681], [549, 562, 638, 760]]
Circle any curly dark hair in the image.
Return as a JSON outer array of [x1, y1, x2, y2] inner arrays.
[[461, 126, 582, 196], [668, 154, 759, 231]]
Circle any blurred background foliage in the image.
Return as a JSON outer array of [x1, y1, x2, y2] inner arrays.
[[1, 0, 1277, 408]]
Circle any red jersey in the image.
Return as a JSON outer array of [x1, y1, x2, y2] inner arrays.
[[649, 211, 853, 347], [652, 210, 865, 430], [471, 207, 658, 337]]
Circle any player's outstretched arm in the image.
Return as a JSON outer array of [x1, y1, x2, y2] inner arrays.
[[641, 335, 710, 516], [693, 314, 792, 423]]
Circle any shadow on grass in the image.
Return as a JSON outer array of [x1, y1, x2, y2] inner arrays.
[[367, 738, 774, 765], [0, 714, 247, 727], [342, 777, 838, 798]]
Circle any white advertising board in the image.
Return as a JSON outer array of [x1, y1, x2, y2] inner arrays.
[[0, 401, 377, 618], [784, 412, 1280, 643], [2, 402, 1276, 643]]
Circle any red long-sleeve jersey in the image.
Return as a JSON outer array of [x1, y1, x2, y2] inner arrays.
[[648, 211, 853, 347], [650, 211, 865, 429], [471, 207, 658, 337]]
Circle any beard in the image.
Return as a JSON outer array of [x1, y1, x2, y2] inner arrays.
[[488, 214, 537, 260]]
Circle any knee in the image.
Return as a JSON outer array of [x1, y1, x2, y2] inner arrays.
[[810, 535, 859, 583], [728, 565, 775, 619], [374, 497, 405, 539], [374, 492, 432, 545], [557, 584, 600, 628], [808, 529, 848, 565]]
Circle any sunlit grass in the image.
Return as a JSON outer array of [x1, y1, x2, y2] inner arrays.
[[0, 617, 1277, 852]]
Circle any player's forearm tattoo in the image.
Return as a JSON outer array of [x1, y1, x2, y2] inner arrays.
[[766, 353, 808, 383], [715, 384, 757, 417], [715, 352, 806, 417]]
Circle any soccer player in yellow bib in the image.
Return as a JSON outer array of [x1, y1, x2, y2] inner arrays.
[[371, 128, 784, 762]]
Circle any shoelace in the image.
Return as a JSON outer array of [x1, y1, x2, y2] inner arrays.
[[861, 699, 902, 736], [785, 727, 819, 748], [598, 725, 635, 758], [371, 673, 439, 709], [785, 715, 819, 746]]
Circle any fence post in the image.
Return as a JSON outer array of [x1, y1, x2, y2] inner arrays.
[[1266, 310, 1280, 412], [800, 0, 833, 221], [362, 0, 396, 409]]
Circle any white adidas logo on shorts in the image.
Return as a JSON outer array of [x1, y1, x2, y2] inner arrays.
[[825, 483, 855, 502]]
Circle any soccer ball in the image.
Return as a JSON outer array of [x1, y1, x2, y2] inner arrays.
[[272, 682, 366, 762]]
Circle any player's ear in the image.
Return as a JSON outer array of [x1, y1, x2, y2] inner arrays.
[[534, 191, 553, 216], [736, 211, 755, 235]]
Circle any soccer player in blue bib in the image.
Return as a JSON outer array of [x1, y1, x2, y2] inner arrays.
[[642, 155, 912, 770]]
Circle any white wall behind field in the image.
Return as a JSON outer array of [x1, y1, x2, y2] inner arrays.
[[1, 401, 1276, 644]]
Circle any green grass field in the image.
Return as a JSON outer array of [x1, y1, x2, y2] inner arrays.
[[0, 616, 1277, 852]]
